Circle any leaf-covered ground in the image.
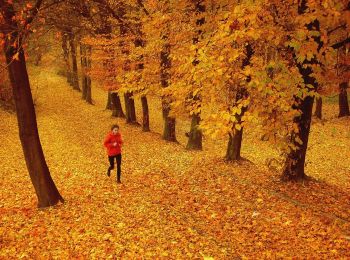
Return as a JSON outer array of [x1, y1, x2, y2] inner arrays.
[[1, 65, 350, 258]]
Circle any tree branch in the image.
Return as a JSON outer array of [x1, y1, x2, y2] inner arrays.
[[24, 0, 44, 28], [0, 0, 15, 23], [332, 37, 350, 49], [91, 0, 135, 35], [40, 0, 66, 13], [327, 24, 346, 36], [137, 0, 150, 16]]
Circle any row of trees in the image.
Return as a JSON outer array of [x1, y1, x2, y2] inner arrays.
[[1, 0, 349, 207], [60, 0, 349, 178]]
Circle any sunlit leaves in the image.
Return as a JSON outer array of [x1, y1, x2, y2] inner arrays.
[[62, 0, 349, 164]]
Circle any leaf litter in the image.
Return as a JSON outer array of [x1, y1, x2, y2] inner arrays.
[[0, 66, 349, 258]]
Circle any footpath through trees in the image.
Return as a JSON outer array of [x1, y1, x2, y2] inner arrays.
[[0, 64, 349, 258]]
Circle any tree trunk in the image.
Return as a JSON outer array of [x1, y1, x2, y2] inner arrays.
[[226, 104, 246, 161], [61, 33, 72, 85], [69, 33, 80, 91], [85, 45, 93, 104], [161, 39, 177, 141], [283, 1, 321, 181], [141, 95, 150, 132], [186, 0, 205, 150], [339, 82, 350, 117], [186, 114, 202, 150], [134, 13, 148, 132], [226, 129, 243, 161], [111, 92, 125, 117], [314, 97, 322, 119], [106, 91, 113, 110], [86, 75, 92, 104], [162, 101, 177, 142], [225, 44, 252, 161], [34, 53, 42, 66], [124, 92, 137, 124], [283, 96, 314, 181], [80, 44, 87, 100], [2, 2, 63, 207], [161, 94, 176, 142]]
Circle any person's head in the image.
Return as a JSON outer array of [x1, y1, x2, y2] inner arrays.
[[111, 124, 119, 135]]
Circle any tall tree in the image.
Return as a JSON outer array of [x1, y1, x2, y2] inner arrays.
[[92, 3, 124, 114], [328, 3, 350, 116], [338, 82, 350, 117], [186, 0, 205, 150], [314, 97, 322, 119], [111, 92, 125, 117], [0, 0, 64, 207], [80, 43, 88, 100], [61, 32, 73, 85], [161, 36, 177, 141], [226, 44, 253, 161], [85, 45, 93, 104], [80, 43, 93, 104], [282, 0, 322, 181], [337, 47, 350, 117], [68, 30, 80, 91], [118, 6, 138, 125], [135, 1, 150, 132]]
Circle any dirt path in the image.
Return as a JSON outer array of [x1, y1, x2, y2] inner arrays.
[[0, 66, 349, 258]]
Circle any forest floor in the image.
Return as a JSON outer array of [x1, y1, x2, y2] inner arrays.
[[1, 63, 350, 259]]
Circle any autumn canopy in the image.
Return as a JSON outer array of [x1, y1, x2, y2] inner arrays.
[[0, 0, 349, 258]]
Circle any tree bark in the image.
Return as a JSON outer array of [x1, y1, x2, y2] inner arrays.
[[61, 33, 72, 85], [134, 10, 149, 132], [225, 100, 246, 161], [124, 92, 137, 124], [161, 40, 177, 142], [106, 91, 113, 110], [86, 77, 92, 104], [116, 7, 138, 124], [1, 1, 63, 208], [95, 20, 114, 110], [80, 44, 88, 100], [162, 101, 177, 142], [186, 0, 205, 150], [314, 97, 322, 119], [339, 82, 350, 117], [225, 44, 253, 161], [186, 114, 202, 150], [68, 33, 80, 91], [226, 129, 243, 161], [85, 45, 93, 104], [141, 95, 150, 132], [282, 96, 314, 181], [282, 1, 321, 181], [111, 92, 125, 117], [226, 98, 246, 161]]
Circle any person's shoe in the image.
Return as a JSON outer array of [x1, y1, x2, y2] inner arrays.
[[107, 169, 111, 177], [116, 179, 121, 184]]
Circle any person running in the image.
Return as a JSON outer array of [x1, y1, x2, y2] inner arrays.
[[104, 124, 123, 183]]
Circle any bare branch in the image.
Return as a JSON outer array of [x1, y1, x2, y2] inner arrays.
[[137, 0, 150, 16], [327, 24, 347, 35], [332, 37, 350, 49]]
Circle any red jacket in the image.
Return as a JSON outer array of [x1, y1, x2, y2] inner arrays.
[[104, 132, 123, 156]]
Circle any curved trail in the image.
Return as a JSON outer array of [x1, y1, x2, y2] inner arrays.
[[0, 66, 349, 258]]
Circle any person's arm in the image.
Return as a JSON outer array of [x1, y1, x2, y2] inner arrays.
[[103, 135, 112, 148]]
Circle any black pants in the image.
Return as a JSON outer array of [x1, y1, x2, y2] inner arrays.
[[108, 154, 122, 181]]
